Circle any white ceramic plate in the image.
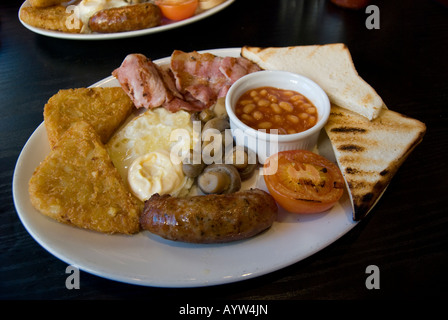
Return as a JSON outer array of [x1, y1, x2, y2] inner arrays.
[[18, 0, 235, 40], [12, 48, 358, 288]]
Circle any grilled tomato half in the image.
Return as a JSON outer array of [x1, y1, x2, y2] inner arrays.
[[156, 0, 198, 21], [263, 150, 345, 214]]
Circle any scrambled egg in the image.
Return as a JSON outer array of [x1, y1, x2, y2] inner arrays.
[[107, 107, 197, 201]]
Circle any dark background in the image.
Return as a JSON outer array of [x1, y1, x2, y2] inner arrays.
[[1, 0, 447, 301]]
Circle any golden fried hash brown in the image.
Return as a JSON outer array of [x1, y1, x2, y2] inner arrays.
[[20, 5, 83, 33], [29, 121, 143, 234], [44, 87, 134, 148]]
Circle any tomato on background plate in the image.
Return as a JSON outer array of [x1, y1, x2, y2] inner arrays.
[[156, 0, 199, 21], [263, 150, 345, 214]]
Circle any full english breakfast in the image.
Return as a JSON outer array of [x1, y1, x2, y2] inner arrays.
[[28, 44, 426, 243], [20, 0, 230, 34]]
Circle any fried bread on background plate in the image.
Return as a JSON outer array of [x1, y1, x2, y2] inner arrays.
[[27, 0, 66, 8], [20, 5, 83, 34], [325, 105, 426, 220], [29, 121, 142, 234], [241, 44, 385, 120], [44, 87, 134, 148]]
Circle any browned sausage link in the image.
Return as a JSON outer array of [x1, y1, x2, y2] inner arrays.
[[140, 189, 278, 243], [88, 3, 161, 33]]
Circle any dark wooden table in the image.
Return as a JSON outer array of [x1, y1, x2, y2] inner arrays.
[[1, 0, 447, 303]]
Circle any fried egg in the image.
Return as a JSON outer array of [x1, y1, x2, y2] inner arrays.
[[127, 150, 190, 201], [107, 107, 197, 201]]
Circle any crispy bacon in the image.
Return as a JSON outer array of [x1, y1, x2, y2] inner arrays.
[[112, 51, 261, 113]]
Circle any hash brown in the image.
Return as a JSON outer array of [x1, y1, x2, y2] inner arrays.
[[20, 5, 83, 33], [28, 121, 143, 234], [44, 87, 134, 148]]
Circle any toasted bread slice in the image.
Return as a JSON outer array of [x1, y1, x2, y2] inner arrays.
[[241, 44, 385, 120], [44, 87, 134, 148], [324, 105, 426, 220], [29, 121, 142, 234]]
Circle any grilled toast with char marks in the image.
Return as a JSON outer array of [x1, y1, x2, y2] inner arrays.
[[324, 105, 426, 220]]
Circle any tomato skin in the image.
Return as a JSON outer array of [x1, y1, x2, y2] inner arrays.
[[156, 0, 199, 21], [263, 150, 344, 214]]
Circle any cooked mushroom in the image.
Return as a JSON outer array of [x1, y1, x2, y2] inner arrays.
[[197, 164, 241, 194], [202, 117, 230, 137], [182, 150, 206, 178], [225, 146, 258, 180], [190, 112, 201, 123], [202, 119, 232, 162], [238, 163, 257, 180]]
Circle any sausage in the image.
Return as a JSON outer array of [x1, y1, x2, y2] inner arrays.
[[88, 3, 161, 33], [140, 189, 278, 243]]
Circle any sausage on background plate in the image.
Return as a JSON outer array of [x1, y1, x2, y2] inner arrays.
[[140, 189, 278, 243], [89, 3, 162, 33]]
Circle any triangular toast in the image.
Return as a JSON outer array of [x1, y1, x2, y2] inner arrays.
[[29, 121, 142, 234], [324, 105, 426, 220], [241, 44, 384, 120], [44, 87, 134, 148]]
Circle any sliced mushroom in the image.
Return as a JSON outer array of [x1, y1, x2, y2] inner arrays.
[[197, 164, 241, 194]]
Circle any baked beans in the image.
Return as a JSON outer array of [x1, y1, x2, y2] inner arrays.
[[235, 86, 318, 134]]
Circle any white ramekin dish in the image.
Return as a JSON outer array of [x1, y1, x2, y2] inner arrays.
[[225, 70, 330, 163]]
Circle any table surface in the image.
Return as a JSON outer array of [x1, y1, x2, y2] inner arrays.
[[1, 0, 447, 301]]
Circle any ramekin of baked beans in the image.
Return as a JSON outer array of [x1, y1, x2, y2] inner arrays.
[[225, 70, 330, 163], [235, 86, 318, 135]]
